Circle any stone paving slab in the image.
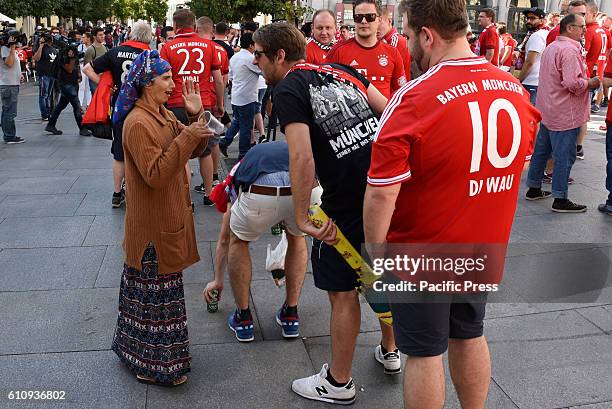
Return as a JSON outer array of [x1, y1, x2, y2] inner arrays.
[[576, 305, 612, 333], [146, 341, 320, 409], [0, 194, 84, 218], [0, 176, 78, 195], [0, 216, 94, 248], [0, 169, 68, 179], [0, 287, 118, 355], [68, 175, 116, 194], [83, 215, 125, 246], [75, 193, 125, 216], [56, 157, 115, 170], [568, 402, 612, 409], [0, 350, 146, 409], [0, 157, 62, 171], [484, 311, 612, 409], [0, 246, 105, 291]]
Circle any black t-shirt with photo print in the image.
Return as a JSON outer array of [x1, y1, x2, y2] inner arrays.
[[274, 64, 376, 220]]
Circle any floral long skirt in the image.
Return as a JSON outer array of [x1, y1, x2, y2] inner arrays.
[[111, 244, 191, 383]]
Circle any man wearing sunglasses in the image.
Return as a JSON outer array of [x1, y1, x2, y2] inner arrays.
[[252, 21, 389, 405], [326, 0, 406, 98], [306, 9, 337, 64]]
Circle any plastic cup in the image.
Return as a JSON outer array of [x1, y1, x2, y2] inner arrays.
[[199, 111, 225, 135]]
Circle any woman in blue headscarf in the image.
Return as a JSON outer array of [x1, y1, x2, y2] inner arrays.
[[111, 50, 212, 387]]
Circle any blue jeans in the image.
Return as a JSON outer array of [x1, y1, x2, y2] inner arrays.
[[605, 125, 612, 206], [221, 102, 257, 159], [39, 75, 55, 119], [527, 124, 579, 199], [48, 83, 83, 128], [523, 84, 538, 106], [0, 85, 19, 140]]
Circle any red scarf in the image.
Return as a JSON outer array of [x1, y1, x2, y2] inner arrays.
[[119, 40, 150, 50]]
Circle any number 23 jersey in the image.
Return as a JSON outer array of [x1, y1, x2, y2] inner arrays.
[[160, 30, 221, 108], [368, 57, 541, 244]]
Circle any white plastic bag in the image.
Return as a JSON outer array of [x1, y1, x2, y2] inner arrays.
[[266, 232, 288, 287]]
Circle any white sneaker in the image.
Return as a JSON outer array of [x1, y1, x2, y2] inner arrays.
[[374, 345, 401, 374], [291, 363, 356, 405]]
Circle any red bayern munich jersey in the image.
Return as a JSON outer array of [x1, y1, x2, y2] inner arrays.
[[382, 27, 411, 81], [305, 39, 329, 64], [478, 23, 500, 66], [585, 22, 603, 75], [204, 42, 229, 109], [160, 29, 221, 108], [326, 38, 406, 98], [368, 57, 541, 244]]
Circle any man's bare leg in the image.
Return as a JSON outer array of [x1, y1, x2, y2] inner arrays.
[[228, 231, 251, 310], [112, 160, 124, 193], [284, 233, 307, 307], [328, 290, 361, 383], [448, 336, 491, 409], [404, 355, 445, 409], [198, 154, 214, 196]]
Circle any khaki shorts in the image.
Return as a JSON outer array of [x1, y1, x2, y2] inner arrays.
[[230, 186, 323, 242]]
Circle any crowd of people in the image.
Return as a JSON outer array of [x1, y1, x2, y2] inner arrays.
[[1, 0, 612, 407]]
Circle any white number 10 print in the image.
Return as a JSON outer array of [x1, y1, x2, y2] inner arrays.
[[468, 98, 521, 173]]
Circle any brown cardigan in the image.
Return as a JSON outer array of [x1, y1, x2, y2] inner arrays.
[[122, 98, 207, 274]]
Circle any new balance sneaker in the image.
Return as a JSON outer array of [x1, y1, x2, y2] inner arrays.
[[552, 198, 587, 213], [374, 344, 401, 375], [601, 97, 609, 108], [525, 188, 552, 201], [227, 310, 254, 342], [111, 190, 125, 208], [194, 184, 205, 194], [276, 304, 300, 338], [291, 364, 356, 405], [576, 146, 585, 160]]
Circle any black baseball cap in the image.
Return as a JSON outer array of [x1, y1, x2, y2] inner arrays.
[[522, 8, 546, 19]]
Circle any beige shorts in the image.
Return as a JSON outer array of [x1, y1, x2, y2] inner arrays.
[[230, 186, 323, 242]]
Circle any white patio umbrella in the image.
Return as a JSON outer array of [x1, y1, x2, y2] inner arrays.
[[0, 13, 17, 24]]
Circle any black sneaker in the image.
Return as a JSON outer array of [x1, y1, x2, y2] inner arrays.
[[112, 190, 125, 208], [525, 188, 552, 201], [598, 203, 612, 215], [203, 196, 214, 206], [591, 103, 600, 113], [219, 143, 228, 158], [552, 199, 587, 213], [41, 117, 49, 121], [4, 137, 25, 144], [45, 125, 62, 135], [576, 146, 585, 160], [194, 184, 206, 194], [79, 128, 92, 136], [602, 97, 609, 108]]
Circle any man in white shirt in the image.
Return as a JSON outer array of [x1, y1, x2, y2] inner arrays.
[[518, 7, 549, 105], [219, 33, 262, 159], [0, 32, 24, 144]]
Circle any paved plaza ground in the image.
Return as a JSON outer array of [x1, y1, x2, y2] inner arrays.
[[0, 83, 611, 409]]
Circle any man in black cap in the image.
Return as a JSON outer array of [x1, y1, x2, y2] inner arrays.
[[518, 7, 548, 106]]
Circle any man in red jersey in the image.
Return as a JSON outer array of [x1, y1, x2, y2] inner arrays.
[[161, 10, 224, 206], [601, 15, 612, 106], [306, 9, 336, 64], [585, 1, 604, 112], [326, 0, 406, 98], [547, 1, 587, 46], [378, 6, 412, 80], [194, 16, 230, 205], [497, 22, 517, 72], [363, 0, 541, 407], [477, 7, 500, 65]]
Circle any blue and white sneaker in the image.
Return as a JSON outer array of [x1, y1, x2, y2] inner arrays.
[[276, 305, 300, 338], [227, 310, 254, 342]]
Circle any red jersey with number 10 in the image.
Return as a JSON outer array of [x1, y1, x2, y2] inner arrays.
[[368, 57, 541, 244], [325, 38, 406, 98], [160, 29, 221, 108]]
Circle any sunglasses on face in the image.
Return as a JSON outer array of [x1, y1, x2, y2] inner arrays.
[[253, 49, 267, 59], [354, 13, 378, 23]]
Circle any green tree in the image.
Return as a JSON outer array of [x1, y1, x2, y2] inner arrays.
[[188, 0, 306, 24], [144, 1, 168, 25]]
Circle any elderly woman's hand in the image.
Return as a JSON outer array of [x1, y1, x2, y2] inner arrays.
[[182, 79, 203, 116], [187, 121, 214, 144]]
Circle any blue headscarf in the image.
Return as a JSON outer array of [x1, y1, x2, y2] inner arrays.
[[112, 49, 172, 124]]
